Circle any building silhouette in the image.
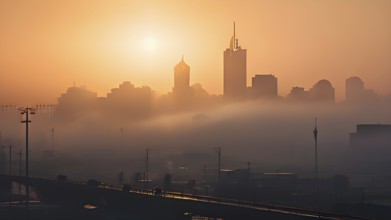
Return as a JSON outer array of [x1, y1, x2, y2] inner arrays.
[[308, 79, 335, 103], [251, 74, 278, 98], [174, 56, 190, 92], [287, 86, 307, 101], [172, 57, 194, 109], [105, 81, 152, 119], [287, 80, 335, 103], [345, 76, 377, 104], [346, 77, 364, 102], [224, 22, 247, 99], [349, 124, 391, 172], [55, 82, 152, 121], [350, 124, 391, 149], [55, 86, 98, 120]]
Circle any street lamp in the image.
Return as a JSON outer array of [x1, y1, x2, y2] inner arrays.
[[313, 118, 319, 202], [120, 128, 124, 147], [18, 107, 35, 209], [9, 145, 13, 207], [17, 149, 23, 202], [214, 147, 221, 195], [145, 148, 150, 189], [51, 128, 55, 154]]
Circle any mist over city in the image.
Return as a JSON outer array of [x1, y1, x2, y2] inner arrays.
[[1, 1, 391, 219]]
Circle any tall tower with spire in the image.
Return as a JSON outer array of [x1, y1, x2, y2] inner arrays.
[[173, 56, 194, 109], [174, 56, 190, 91], [224, 22, 247, 98]]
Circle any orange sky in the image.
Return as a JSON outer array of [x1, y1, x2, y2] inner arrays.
[[1, 0, 391, 105]]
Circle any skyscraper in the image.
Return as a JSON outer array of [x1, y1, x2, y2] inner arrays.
[[106, 81, 152, 119], [173, 56, 194, 109], [309, 80, 335, 103], [224, 22, 247, 98], [345, 76, 377, 104], [350, 124, 391, 153], [251, 74, 278, 98], [287, 80, 335, 103], [345, 76, 364, 102], [55, 85, 98, 120], [173, 56, 190, 92]]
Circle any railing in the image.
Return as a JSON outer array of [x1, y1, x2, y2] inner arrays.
[[150, 191, 367, 220], [93, 183, 367, 220], [6, 175, 368, 220]]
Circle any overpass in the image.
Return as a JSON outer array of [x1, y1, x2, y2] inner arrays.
[[1, 175, 367, 220]]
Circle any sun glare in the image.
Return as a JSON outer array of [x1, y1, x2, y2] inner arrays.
[[143, 36, 158, 52]]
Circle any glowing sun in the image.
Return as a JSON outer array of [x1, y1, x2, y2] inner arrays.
[[143, 36, 158, 52]]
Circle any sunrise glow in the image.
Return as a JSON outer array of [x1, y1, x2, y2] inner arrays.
[[142, 36, 158, 53]]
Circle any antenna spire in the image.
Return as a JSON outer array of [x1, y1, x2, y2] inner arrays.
[[233, 22, 236, 50], [313, 117, 318, 140], [233, 22, 236, 43]]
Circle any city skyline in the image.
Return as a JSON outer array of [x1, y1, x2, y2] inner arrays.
[[1, 2, 391, 219], [1, 0, 391, 105]]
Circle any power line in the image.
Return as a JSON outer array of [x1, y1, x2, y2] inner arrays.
[[18, 107, 35, 212]]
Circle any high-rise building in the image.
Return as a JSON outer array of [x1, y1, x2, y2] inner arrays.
[[309, 79, 335, 103], [224, 22, 247, 98], [173, 57, 194, 109], [345, 76, 377, 104], [173, 56, 190, 93], [251, 74, 278, 98], [287, 80, 335, 103], [105, 81, 152, 119], [287, 86, 307, 101], [348, 124, 391, 174], [55, 86, 98, 120], [346, 76, 364, 102], [350, 124, 391, 148]]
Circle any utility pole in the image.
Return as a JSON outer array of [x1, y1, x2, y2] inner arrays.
[[18, 106, 35, 210], [313, 118, 319, 203], [9, 145, 12, 207], [17, 150, 22, 199], [9, 145, 12, 177], [247, 162, 251, 179], [120, 128, 123, 147], [146, 148, 150, 189], [51, 128, 55, 155], [218, 148, 221, 188], [214, 147, 221, 195], [203, 163, 207, 183], [248, 162, 251, 180], [248, 161, 252, 201]]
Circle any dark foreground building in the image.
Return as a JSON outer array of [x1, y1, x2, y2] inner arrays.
[[350, 124, 391, 149]]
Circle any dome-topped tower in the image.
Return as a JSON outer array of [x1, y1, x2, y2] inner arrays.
[[309, 79, 335, 103], [174, 56, 190, 90], [172, 56, 194, 110]]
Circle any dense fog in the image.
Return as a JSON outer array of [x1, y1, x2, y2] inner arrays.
[[1, 98, 390, 186]]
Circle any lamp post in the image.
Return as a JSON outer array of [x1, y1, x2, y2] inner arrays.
[[214, 147, 221, 195], [9, 145, 12, 177], [51, 128, 55, 155], [120, 128, 123, 147], [17, 149, 22, 202], [18, 107, 35, 209], [9, 145, 12, 207], [145, 148, 150, 190], [313, 118, 319, 203]]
